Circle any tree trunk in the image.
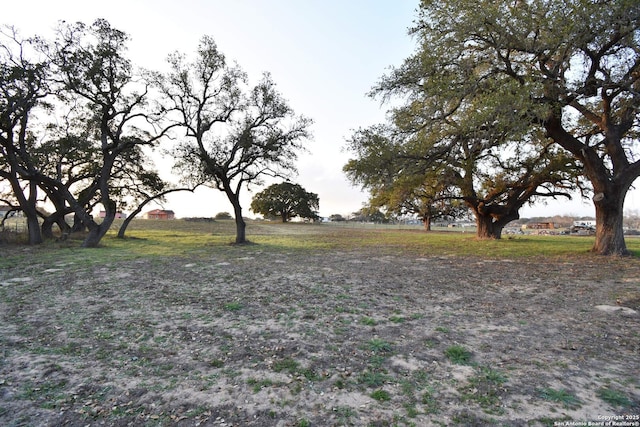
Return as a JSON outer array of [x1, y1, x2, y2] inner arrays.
[[117, 214, 135, 239], [25, 212, 43, 245], [475, 214, 504, 239], [229, 198, 247, 244], [82, 218, 113, 248], [422, 215, 432, 231], [41, 216, 56, 240], [544, 115, 637, 256], [471, 203, 520, 240], [72, 214, 87, 232], [591, 191, 629, 256], [234, 209, 247, 244], [82, 200, 115, 248], [12, 178, 43, 245]]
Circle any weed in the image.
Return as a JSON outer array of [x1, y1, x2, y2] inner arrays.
[[297, 418, 311, 427], [359, 316, 377, 326], [357, 371, 389, 388], [435, 326, 450, 333], [422, 389, 440, 414], [367, 338, 393, 354], [460, 366, 508, 414], [333, 406, 357, 424], [247, 378, 275, 393], [389, 315, 406, 323], [596, 387, 633, 407], [223, 301, 243, 311], [444, 345, 472, 365], [404, 402, 419, 418], [208, 359, 225, 368], [368, 354, 387, 369], [371, 389, 391, 402], [300, 368, 323, 382], [272, 358, 299, 374], [538, 387, 581, 409], [476, 366, 508, 385]]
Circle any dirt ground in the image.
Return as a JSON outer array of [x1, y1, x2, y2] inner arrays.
[[1, 242, 639, 426]]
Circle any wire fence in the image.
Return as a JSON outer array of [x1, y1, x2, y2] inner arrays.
[[1, 217, 27, 233]]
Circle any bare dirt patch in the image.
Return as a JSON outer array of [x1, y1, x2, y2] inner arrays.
[[1, 244, 639, 426]]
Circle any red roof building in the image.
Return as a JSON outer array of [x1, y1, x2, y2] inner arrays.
[[142, 209, 175, 220]]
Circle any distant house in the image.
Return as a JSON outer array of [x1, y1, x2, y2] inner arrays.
[[142, 209, 175, 220], [524, 222, 555, 230]]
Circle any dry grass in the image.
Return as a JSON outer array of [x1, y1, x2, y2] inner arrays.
[[1, 219, 639, 426]]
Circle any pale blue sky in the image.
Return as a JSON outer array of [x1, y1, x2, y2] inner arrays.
[[5, 1, 637, 218]]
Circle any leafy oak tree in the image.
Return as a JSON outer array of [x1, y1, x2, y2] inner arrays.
[[160, 36, 312, 243], [250, 182, 319, 222], [344, 127, 465, 231], [345, 121, 578, 239], [386, 0, 640, 254], [369, 173, 466, 231], [0, 26, 50, 244], [33, 19, 174, 247]]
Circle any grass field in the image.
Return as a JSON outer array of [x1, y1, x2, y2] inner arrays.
[[2, 218, 638, 268], [1, 219, 639, 426]]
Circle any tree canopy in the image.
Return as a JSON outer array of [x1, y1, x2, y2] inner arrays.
[[1, 23, 309, 247], [250, 182, 319, 222], [160, 36, 312, 243], [381, 0, 639, 253], [346, 73, 580, 239], [346, 0, 638, 250]]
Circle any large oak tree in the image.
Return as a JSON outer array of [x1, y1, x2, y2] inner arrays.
[[0, 26, 50, 244], [383, 0, 640, 254], [345, 121, 578, 239], [250, 182, 319, 223]]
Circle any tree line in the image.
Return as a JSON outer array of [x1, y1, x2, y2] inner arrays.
[[0, 20, 311, 247], [343, 0, 639, 256]]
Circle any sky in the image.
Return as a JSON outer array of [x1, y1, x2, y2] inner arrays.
[[4, 1, 639, 219]]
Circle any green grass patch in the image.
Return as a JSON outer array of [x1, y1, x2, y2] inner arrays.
[[208, 359, 225, 368], [444, 345, 473, 365], [389, 315, 406, 323], [538, 387, 582, 409], [359, 316, 377, 326], [421, 389, 440, 414], [296, 418, 311, 427], [272, 358, 299, 374], [367, 338, 393, 354], [357, 371, 390, 388], [223, 301, 243, 311], [370, 389, 391, 402], [246, 378, 276, 392], [460, 366, 508, 414], [596, 387, 633, 407]]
